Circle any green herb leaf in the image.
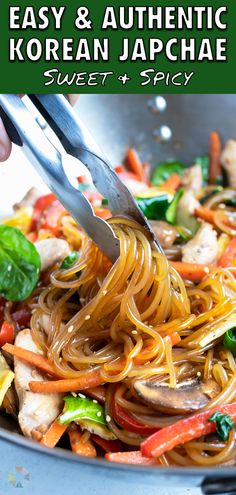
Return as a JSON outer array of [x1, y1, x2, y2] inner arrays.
[[0, 226, 40, 301], [136, 194, 172, 220], [209, 411, 235, 441], [59, 395, 106, 426], [61, 251, 79, 270], [223, 328, 236, 356], [151, 161, 186, 186]]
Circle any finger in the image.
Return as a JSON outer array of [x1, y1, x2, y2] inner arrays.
[[0, 117, 12, 162], [68, 94, 80, 106]]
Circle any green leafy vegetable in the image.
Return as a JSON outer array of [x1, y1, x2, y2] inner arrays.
[[101, 198, 109, 206], [194, 156, 209, 184], [175, 226, 192, 243], [151, 161, 186, 186], [0, 226, 40, 301], [209, 411, 235, 441], [136, 194, 172, 220], [166, 188, 184, 224], [223, 328, 236, 356], [61, 251, 79, 270], [59, 395, 106, 426]]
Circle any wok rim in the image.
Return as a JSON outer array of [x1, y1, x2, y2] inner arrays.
[[1, 425, 236, 479]]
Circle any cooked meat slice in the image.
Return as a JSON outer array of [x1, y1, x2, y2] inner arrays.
[[13, 187, 41, 211], [149, 221, 177, 249], [35, 238, 70, 271], [182, 165, 203, 193], [182, 222, 219, 264], [221, 140, 236, 187], [14, 329, 62, 439]]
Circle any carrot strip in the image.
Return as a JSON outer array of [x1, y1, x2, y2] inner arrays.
[[194, 206, 215, 224], [40, 420, 68, 448], [209, 131, 222, 184], [141, 402, 236, 459], [170, 261, 213, 282], [105, 450, 159, 465], [126, 148, 144, 181], [2, 343, 61, 378], [91, 434, 123, 453], [29, 370, 104, 394], [218, 237, 236, 268], [162, 173, 182, 191], [69, 428, 97, 457]]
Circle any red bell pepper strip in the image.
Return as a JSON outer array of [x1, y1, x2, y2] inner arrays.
[[91, 435, 123, 453], [106, 450, 159, 465], [31, 193, 56, 231], [141, 402, 236, 459], [218, 238, 236, 268], [41, 201, 66, 236], [112, 388, 157, 435], [0, 321, 15, 347]]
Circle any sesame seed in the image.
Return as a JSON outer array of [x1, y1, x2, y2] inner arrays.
[[197, 371, 201, 377], [78, 393, 86, 399], [68, 325, 74, 333], [102, 290, 107, 295], [71, 392, 77, 397], [96, 411, 102, 417], [93, 399, 98, 404], [131, 330, 138, 335], [59, 357, 62, 362], [85, 315, 91, 321], [149, 325, 153, 328], [106, 415, 111, 423], [203, 267, 210, 274]]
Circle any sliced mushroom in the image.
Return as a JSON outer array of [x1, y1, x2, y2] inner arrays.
[[133, 378, 220, 415], [149, 221, 177, 249]]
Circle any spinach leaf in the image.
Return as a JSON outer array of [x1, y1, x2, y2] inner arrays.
[[151, 161, 186, 186], [0, 226, 40, 301], [61, 251, 79, 270]]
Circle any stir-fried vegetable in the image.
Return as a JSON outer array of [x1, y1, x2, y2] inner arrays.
[[218, 238, 236, 268], [40, 420, 68, 448], [59, 395, 106, 426], [0, 226, 40, 301], [0, 321, 14, 347], [152, 161, 186, 186], [141, 402, 236, 459], [223, 328, 236, 356], [61, 251, 79, 270], [69, 428, 97, 457], [0, 352, 14, 406], [136, 193, 172, 221], [165, 188, 184, 224], [2, 343, 61, 377], [29, 370, 104, 393], [209, 411, 235, 441]]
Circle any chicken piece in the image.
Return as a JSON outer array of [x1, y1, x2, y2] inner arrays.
[[35, 238, 70, 271], [176, 190, 200, 234], [13, 187, 41, 211], [149, 220, 177, 249], [14, 329, 62, 439], [221, 140, 236, 187], [181, 165, 203, 193], [182, 222, 219, 265]]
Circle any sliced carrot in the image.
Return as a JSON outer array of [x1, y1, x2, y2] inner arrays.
[[170, 261, 213, 282], [209, 131, 222, 184], [114, 165, 124, 174], [40, 420, 68, 448], [105, 450, 159, 465], [2, 343, 61, 378], [194, 206, 215, 224], [94, 208, 112, 220], [141, 402, 236, 459], [142, 161, 151, 185], [29, 370, 104, 394], [169, 332, 181, 346], [126, 148, 144, 181], [69, 428, 97, 457], [162, 173, 182, 191]]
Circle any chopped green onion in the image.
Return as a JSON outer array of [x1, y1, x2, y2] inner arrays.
[[59, 395, 106, 426], [166, 188, 184, 224], [61, 252, 79, 270], [209, 411, 235, 441]]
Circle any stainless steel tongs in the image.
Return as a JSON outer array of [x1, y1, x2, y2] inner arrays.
[[0, 94, 162, 261]]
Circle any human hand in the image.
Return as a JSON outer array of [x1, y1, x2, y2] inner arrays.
[[0, 94, 79, 162]]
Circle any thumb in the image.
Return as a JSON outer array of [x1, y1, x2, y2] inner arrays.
[[0, 117, 12, 162]]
